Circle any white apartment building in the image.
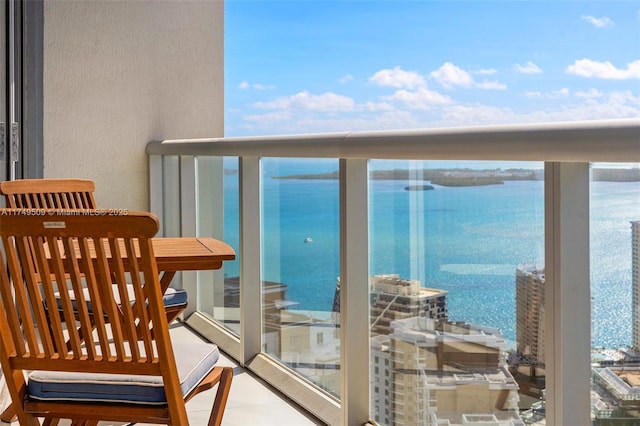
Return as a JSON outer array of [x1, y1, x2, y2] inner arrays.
[[371, 274, 448, 336], [372, 317, 522, 426]]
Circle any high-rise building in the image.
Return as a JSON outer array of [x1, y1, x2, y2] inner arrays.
[[370, 274, 448, 335], [632, 222, 640, 350], [515, 266, 546, 370], [372, 317, 522, 426]]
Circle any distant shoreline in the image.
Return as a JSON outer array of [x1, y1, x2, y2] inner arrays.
[[268, 168, 640, 187]]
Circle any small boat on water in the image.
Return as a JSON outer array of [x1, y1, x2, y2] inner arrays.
[[304, 237, 313, 243]]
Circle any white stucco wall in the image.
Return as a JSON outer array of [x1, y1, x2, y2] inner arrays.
[[43, 0, 223, 210]]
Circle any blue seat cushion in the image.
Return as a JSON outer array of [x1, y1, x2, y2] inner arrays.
[[159, 287, 189, 307], [27, 341, 219, 405], [55, 284, 188, 313]]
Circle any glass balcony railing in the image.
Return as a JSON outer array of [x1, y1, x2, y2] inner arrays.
[[146, 119, 640, 426]]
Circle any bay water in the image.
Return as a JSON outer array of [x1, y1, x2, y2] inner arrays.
[[221, 160, 640, 349]]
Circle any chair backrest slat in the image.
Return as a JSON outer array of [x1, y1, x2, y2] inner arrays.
[[126, 238, 155, 356], [77, 237, 111, 358], [108, 238, 141, 359], [0, 179, 97, 209], [6, 235, 47, 356], [61, 237, 97, 358], [0, 241, 35, 356], [44, 236, 83, 355], [92, 238, 126, 360]]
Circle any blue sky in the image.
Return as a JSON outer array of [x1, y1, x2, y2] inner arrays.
[[225, 1, 640, 137]]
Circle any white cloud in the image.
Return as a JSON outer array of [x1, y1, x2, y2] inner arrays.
[[243, 110, 292, 124], [575, 88, 604, 99], [239, 81, 275, 90], [339, 74, 354, 84], [524, 91, 543, 99], [361, 101, 394, 112], [236, 88, 640, 135], [435, 90, 639, 126], [295, 110, 425, 133], [371, 110, 424, 129], [581, 15, 614, 28], [514, 62, 542, 74], [369, 66, 426, 89], [253, 91, 355, 112], [385, 88, 452, 109], [253, 83, 276, 90], [566, 59, 640, 79], [430, 62, 474, 89], [476, 80, 507, 90], [439, 104, 518, 126], [430, 63, 506, 90], [530, 90, 640, 122], [475, 68, 498, 75], [608, 90, 640, 105], [524, 88, 570, 99]]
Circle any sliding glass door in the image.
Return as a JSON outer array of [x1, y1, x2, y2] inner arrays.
[[2, 0, 22, 182], [1, 0, 8, 180], [2, 0, 43, 185]]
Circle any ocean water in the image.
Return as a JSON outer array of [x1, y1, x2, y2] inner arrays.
[[221, 160, 640, 349]]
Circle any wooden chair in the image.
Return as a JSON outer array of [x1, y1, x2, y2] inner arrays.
[[0, 178, 97, 209], [0, 178, 188, 325], [0, 211, 232, 425], [0, 180, 187, 423]]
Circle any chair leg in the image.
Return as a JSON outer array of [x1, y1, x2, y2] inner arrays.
[[165, 304, 186, 324], [3, 404, 38, 426], [207, 367, 233, 426], [0, 403, 16, 423]]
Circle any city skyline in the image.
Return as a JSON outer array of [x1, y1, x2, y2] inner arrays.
[[225, 1, 640, 137]]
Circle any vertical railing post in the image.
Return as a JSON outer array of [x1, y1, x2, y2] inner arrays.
[[240, 156, 262, 366], [545, 162, 591, 425], [196, 156, 225, 313], [340, 158, 370, 426], [148, 154, 164, 237], [161, 156, 181, 238], [180, 155, 198, 316]]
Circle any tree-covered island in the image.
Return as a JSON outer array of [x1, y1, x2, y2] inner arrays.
[[272, 168, 540, 187], [270, 167, 640, 187]]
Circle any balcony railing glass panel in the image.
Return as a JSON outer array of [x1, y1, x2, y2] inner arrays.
[[368, 160, 544, 425], [590, 162, 640, 425], [195, 156, 241, 336], [261, 158, 341, 397]]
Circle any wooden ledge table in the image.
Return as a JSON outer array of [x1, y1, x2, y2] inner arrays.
[[149, 237, 236, 292]]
